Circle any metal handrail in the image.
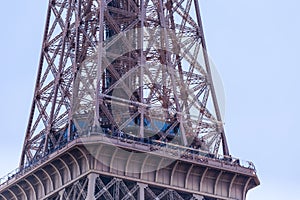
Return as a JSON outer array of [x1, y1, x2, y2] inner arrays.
[[100, 133, 256, 172], [0, 131, 256, 187]]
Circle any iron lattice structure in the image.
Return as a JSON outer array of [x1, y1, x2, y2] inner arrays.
[[0, 1, 260, 199], [20, 0, 229, 168], [47, 175, 203, 200]]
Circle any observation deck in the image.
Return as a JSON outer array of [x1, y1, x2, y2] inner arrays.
[[0, 130, 259, 200]]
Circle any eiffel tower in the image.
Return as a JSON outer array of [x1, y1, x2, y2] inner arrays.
[[0, 0, 259, 199]]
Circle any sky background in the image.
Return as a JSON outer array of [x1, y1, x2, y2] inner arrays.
[[0, 0, 299, 199]]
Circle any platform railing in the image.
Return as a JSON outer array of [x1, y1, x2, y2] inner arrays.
[[0, 130, 256, 187]]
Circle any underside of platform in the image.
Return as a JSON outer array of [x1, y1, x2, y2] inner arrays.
[[0, 134, 259, 200]]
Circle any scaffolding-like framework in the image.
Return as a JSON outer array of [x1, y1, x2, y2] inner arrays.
[[20, 0, 230, 168], [0, 1, 260, 200]]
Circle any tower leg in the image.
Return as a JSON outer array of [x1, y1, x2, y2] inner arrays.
[[59, 189, 65, 200], [86, 173, 97, 200], [137, 182, 147, 200]]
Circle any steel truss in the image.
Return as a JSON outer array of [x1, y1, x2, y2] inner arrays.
[[0, 0, 260, 200], [21, 0, 229, 168], [0, 139, 259, 200], [46, 174, 209, 200]]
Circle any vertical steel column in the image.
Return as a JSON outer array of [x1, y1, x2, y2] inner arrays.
[[59, 189, 65, 200], [137, 182, 147, 200], [19, 0, 53, 168], [193, 0, 229, 155], [86, 173, 97, 200]]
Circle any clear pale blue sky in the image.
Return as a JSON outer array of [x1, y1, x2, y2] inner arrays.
[[0, 1, 299, 199]]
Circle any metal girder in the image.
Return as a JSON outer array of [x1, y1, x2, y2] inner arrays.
[[21, 0, 230, 169], [61, 177, 88, 200], [10, 0, 261, 199], [0, 140, 259, 200]]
